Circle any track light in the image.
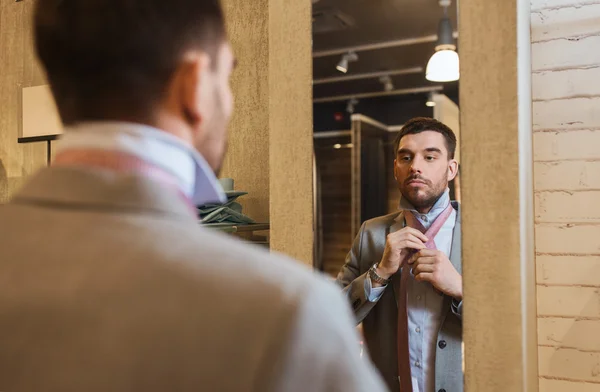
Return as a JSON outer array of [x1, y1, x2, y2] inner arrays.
[[333, 143, 353, 150], [346, 98, 359, 114], [379, 75, 394, 92], [426, 1, 459, 82], [426, 92, 436, 107], [336, 51, 358, 73]]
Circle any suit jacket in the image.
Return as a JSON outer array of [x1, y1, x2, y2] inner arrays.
[[0, 166, 386, 392], [337, 203, 463, 392]]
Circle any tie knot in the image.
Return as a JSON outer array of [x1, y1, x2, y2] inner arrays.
[[403, 204, 453, 248]]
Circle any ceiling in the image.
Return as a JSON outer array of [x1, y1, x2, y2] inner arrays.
[[312, 0, 459, 102]]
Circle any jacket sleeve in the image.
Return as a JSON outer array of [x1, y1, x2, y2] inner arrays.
[[263, 281, 388, 392], [336, 222, 383, 324]]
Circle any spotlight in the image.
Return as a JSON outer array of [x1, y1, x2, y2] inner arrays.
[[379, 75, 394, 92], [336, 51, 358, 73], [426, 92, 436, 107], [346, 98, 359, 114]]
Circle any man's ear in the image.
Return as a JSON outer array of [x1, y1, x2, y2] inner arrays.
[[178, 52, 211, 127], [447, 159, 459, 181]]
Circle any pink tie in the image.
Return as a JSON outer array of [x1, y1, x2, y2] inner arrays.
[[397, 204, 453, 392]]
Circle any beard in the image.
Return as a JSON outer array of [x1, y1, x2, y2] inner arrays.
[[399, 172, 448, 211]]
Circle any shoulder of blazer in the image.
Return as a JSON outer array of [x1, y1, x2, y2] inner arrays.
[[361, 211, 402, 236]]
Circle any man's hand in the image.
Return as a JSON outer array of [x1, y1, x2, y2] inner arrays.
[[408, 249, 462, 300], [373, 227, 428, 287]]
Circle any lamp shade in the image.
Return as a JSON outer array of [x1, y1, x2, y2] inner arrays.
[[425, 49, 459, 82]]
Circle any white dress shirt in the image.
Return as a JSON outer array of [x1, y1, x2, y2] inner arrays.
[[365, 190, 456, 392], [56, 122, 226, 206]]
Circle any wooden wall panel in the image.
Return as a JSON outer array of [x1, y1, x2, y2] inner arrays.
[[315, 137, 352, 277], [386, 132, 401, 214], [0, 0, 47, 202]]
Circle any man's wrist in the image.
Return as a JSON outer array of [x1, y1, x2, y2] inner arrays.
[[451, 278, 463, 301], [375, 264, 394, 280], [368, 263, 391, 286]]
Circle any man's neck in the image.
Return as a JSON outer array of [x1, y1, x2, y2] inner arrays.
[[401, 189, 450, 215], [416, 205, 433, 214]]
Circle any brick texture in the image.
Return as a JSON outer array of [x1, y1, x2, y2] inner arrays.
[[531, 0, 600, 388]]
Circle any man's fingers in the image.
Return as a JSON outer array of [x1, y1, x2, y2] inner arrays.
[[404, 227, 428, 243], [412, 256, 438, 265], [412, 263, 435, 275], [387, 227, 428, 244], [414, 272, 433, 283], [415, 249, 438, 257], [403, 240, 427, 252], [408, 251, 438, 265]]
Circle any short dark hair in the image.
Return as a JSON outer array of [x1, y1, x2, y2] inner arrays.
[[393, 117, 457, 159], [34, 0, 226, 124]]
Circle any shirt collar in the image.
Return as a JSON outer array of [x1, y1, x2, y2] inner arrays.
[[399, 188, 451, 222], [56, 121, 226, 206]]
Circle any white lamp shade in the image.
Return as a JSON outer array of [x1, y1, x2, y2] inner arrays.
[[425, 49, 460, 82]]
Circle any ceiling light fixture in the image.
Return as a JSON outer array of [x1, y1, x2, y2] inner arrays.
[[426, 92, 436, 107], [336, 51, 358, 73], [379, 75, 394, 92], [426, 0, 459, 82]]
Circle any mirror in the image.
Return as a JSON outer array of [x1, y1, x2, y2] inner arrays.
[[312, 1, 463, 391]]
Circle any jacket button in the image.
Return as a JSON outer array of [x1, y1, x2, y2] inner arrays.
[[438, 389, 446, 392], [438, 340, 447, 349]]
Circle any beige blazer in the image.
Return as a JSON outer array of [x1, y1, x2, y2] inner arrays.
[[0, 166, 386, 392], [337, 204, 463, 392]]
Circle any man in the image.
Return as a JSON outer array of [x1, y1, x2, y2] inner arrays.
[[0, 1, 386, 391], [338, 117, 463, 392]]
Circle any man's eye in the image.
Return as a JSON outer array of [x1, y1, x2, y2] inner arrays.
[[401, 156, 411, 161], [426, 156, 435, 161]]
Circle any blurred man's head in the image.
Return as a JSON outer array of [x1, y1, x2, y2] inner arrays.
[[34, 0, 234, 174], [393, 117, 458, 212]]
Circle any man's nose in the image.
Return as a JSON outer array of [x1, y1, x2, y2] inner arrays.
[[409, 156, 423, 173]]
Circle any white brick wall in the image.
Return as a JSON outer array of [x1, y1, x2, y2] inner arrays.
[[531, 0, 600, 389], [535, 161, 600, 191], [539, 379, 600, 392], [534, 130, 600, 161], [536, 191, 600, 223], [537, 255, 600, 286], [538, 318, 600, 350], [532, 35, 600, 71]]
